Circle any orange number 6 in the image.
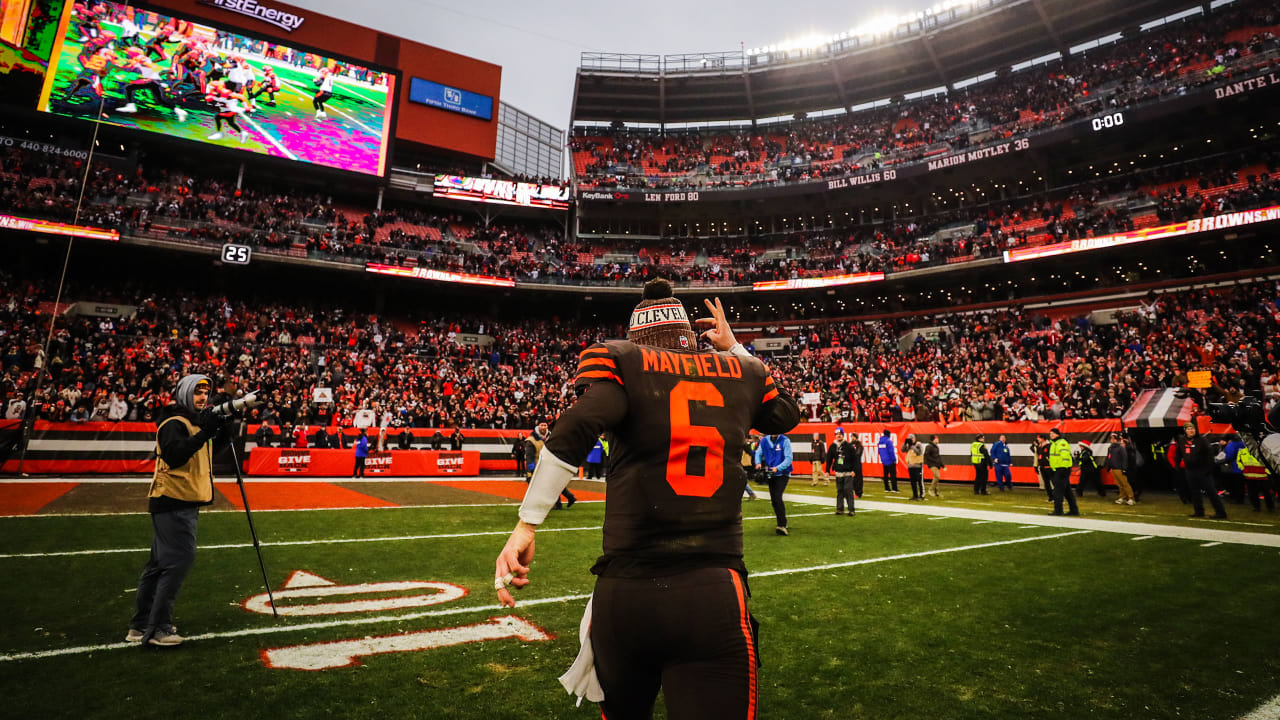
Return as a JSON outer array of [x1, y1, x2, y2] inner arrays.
[[665, 381, 725, 497]]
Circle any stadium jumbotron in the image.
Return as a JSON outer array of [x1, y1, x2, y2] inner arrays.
[[1, 0, 1279, 718]]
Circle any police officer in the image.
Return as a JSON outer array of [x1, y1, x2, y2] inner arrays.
[[1047, 427, 1080, 516], [970, 433, 991, 495], [825, 427, 860, 515], [1237, 445, 1276, 512]]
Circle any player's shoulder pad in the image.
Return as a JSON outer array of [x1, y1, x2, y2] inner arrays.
[[574, 340, 629, 389]]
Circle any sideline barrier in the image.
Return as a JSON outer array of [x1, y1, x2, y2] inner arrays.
[[2, 418, 1232, 481], [245, 448, 479, 477]]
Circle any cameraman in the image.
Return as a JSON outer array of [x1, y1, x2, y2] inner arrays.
[[127, 374, 231, 648], [755, 432, 794, 535]]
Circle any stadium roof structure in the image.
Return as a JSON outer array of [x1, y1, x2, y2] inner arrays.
[[571, 0, 1195, 125]]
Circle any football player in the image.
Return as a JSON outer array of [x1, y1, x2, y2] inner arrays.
[[494, 279, 800, 719]]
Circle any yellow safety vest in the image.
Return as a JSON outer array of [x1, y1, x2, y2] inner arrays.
[[1049, 438, 1073, 470], [970, 442, 984, 464], [1238, 447, 1267, 479]]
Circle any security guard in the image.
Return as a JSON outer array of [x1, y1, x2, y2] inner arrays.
[[970, 433, 991, 495], [1047, 427, 1080, 516], [1238, 445, 1276, 512]]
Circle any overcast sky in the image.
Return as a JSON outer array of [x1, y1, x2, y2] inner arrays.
[[285, 0, 936, 131]]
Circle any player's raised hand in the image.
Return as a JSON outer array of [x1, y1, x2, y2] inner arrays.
[[695, 297, 737, 352], [495, 521, 536, 607]]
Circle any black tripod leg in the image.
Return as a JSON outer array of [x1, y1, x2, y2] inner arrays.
[[229, 443, 277, 618]]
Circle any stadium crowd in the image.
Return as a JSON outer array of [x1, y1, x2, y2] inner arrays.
[[573, 0, 1280, 188], [2, 139, 1277, 288], [2, 262, 1276, 432]]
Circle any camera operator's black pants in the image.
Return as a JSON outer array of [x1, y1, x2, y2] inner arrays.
[[881, 463, 898, 492], [908, 466, 925, 499], [131, 507, 198, 638], [1051, 469, 1079, 515], [767, 474, 789, 528], [972, 463, 988, 495], [835, 474, 856, 513], [1188, 471, 1227, 516], [1245, 476, 1276, 511], [592, 567, 759, 720]]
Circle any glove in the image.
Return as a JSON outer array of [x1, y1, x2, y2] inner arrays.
[[195, 408, 223, 435]]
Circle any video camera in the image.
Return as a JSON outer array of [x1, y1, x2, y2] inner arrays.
[[1176, 388, 1280, 476], [209, 390, 264, 418]]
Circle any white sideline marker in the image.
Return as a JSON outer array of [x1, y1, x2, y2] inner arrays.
[[0, 530, 1091, 663], [1201, 541, 1222, 547], [1131, 536, 1154, 541], [261, 615, 554, 671], [0, 512, 835, 559]]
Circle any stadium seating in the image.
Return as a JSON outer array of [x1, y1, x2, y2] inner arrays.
[[2, 264, 1273, 429], [571, 0, 1280, 189]]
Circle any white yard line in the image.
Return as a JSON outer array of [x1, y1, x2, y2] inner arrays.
[[0, 512, 834, 559], [0, 528, 1088, 663], [1131, 536, 1154, 541], [240, 113, 298, 160], [277, 77, 381, 136], [783, 493, 1280, 548], [1200, 542, 1222, 547]]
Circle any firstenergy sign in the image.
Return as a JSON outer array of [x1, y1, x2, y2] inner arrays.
[[1003, 205, 1280, 263]]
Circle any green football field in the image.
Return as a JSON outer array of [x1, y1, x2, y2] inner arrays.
[[1, 490, 1278, 719]]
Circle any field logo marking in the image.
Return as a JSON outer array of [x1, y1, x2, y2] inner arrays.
[[261, 615, 554, 671], [242, 570, 468, 616]]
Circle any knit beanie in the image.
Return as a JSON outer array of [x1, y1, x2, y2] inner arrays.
[[628, 278, 698, 351], [175, 374, 210, 414]]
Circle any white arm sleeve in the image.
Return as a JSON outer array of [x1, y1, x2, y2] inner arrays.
[[729, 342, 753, 359], [519, 445, 578, 525]]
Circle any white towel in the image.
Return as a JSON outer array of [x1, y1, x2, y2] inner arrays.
[[558, 594, 605, 706]]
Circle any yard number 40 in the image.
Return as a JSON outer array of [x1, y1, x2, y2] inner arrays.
[[250, 570, 555, 671]]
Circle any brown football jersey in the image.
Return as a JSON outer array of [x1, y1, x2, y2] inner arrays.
[[545, 340, 801, 577]]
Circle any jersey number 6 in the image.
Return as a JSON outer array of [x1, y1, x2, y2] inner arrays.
[[665, 381, 726, 497]]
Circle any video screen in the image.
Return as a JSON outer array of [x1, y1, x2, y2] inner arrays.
[[36, 1, 396, 176], [0, 0, 69, 105]]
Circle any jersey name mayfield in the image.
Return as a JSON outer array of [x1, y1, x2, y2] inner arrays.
[[550, 340, 799, 577]]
